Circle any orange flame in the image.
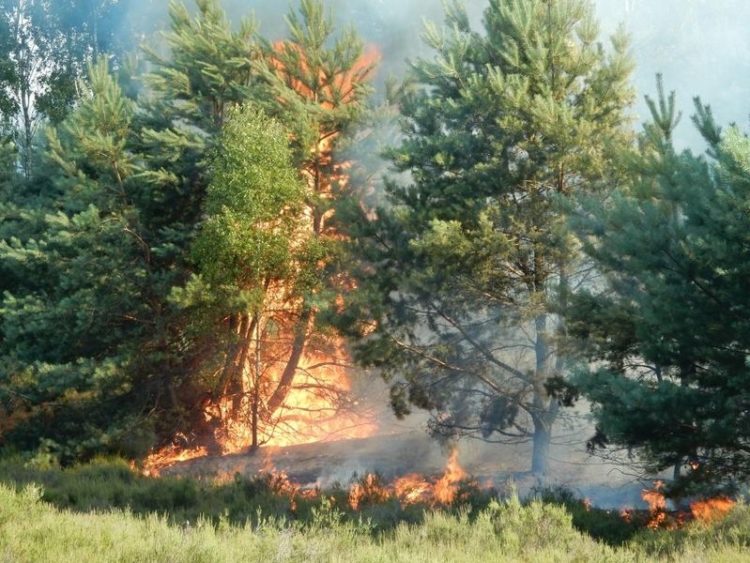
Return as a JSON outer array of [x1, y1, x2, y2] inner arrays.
[[690, 497, 735, 524], [142, 444, 207, 477], [433, 448, 468, 504], [638, 480, 736, 529], [348, 473, 389, 510], [269, 42, 379, 110], [393, 473, 433, 504], [390, 447, 471, 507], [642, 480, 671, 530]]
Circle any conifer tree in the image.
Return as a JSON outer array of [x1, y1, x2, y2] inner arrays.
[[0, 60, 155, 460], [0, 0, 265, 460], [569, 82, 750, 492], [342, 0, 634, 475]]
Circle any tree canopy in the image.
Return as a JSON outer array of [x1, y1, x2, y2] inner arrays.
[[339, 0, 634, 475], [569, 79, 750, 492]]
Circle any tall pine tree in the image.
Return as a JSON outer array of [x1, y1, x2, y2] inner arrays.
[[175, 0, 376, 450], [341, 0, 634, 475], [569, 80, 750, 493]]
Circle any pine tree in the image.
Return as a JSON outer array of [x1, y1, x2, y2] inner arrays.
[[0, 60, 155, 460], [569, 80, 750, 493], [342, 0, 634, 475], [0, 0, 266, 460]]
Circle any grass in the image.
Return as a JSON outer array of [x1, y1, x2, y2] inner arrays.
[[1, 458, 750, 562]]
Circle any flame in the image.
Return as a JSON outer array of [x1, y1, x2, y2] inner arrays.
[[391, 448, 470, 507], [257, 451, 320, 512], [348, 473, 389, 510], [619, 507, 634, 523], [642, 480, 673, 529], [433, 448, 468, 504], [142, 444, 207, 477], [637, 480, 735, 529], [393, 473, 433, 504], [143, 337, 378, 475], [690, 497, 735, 524], [269, 42, 379, 110], [347, 448, 471, 509]]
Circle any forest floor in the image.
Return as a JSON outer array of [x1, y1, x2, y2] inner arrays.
[[165, 431, 650, 509]]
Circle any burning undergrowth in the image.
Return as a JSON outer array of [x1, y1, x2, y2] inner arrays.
[[631, 480, 737, 531], [1, 452, 745, 551], [244, 446, 486, 513]]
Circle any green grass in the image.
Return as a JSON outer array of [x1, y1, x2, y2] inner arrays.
[[1, 459, 750, 562], [0, 483, 628, 562]]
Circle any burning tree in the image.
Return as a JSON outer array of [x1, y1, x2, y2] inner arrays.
[[341, 0, 634, 475], [170, 0, 377, 454]]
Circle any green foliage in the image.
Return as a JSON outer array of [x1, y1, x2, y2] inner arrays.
[[143, 0, 258, 131], [0, 60, 156, 462], [532, 485, 641, 545], [255, 0, 374, 169], [341, 0, 635, 474], [569, 82, 750, 491], [0, 0, 303, 461], [0, 0, 130, 176], [191, 107, 302, 299]]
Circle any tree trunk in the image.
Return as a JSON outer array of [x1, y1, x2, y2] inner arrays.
[[532, 313, 555, 476], [249, 314, 261, 451], [265, 306, 315, 415], [531, 416, 552, 476]]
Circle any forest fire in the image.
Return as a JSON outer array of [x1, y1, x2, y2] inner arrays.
[[637, 481, 736, 529], [348, 447, 473, 509], [151, 442, 476, 511], [143, 40, 381, 476], [143, 350, 379, 475]]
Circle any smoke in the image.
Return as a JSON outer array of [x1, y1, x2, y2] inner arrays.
[[595, 0, 750, 150], [76, 0, 750, 140]]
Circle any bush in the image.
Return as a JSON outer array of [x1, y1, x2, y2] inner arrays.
[[531, 485, 641, 545]]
